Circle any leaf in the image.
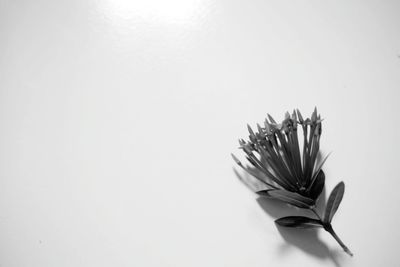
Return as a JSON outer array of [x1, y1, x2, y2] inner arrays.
[[307, 170, 325, 200], [268, 190, 315, 209], [256, 189, 274, 197], [312, 152, 331, 180], [275, 216, 323, 228], [324, 182, 345, 223]]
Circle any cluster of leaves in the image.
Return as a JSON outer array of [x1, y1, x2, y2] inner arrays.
[[276, 182, 344, 228], [232, 108, 352, 256]]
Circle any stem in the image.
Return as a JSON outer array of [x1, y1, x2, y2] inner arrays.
[[325, 224, 353, 256], [310, 209, 353, 256]]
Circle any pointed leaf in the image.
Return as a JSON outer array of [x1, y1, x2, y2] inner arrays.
[[308, 170, 325, 200], [312, 152, 331, 180], [275, 216, 323, 228], [324, 182, 345, 223], [256, 189, 274, 197], [268, 190, 315, 209]]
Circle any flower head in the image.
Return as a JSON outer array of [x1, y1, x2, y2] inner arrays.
[[233, 108, 327, 206]]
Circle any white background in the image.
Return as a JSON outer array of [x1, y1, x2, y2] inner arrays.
[[1, 0, 400, 266]]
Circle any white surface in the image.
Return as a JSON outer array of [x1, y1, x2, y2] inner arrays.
[[1, 1, 400, 266]]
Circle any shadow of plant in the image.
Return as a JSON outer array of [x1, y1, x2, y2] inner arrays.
[[234, 168, 345, 267]]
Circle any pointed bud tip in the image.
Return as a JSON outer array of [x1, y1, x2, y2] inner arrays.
[[231, 153, 241, 165], [296, 109, 304, 122], [267, 113, 276, 123]]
